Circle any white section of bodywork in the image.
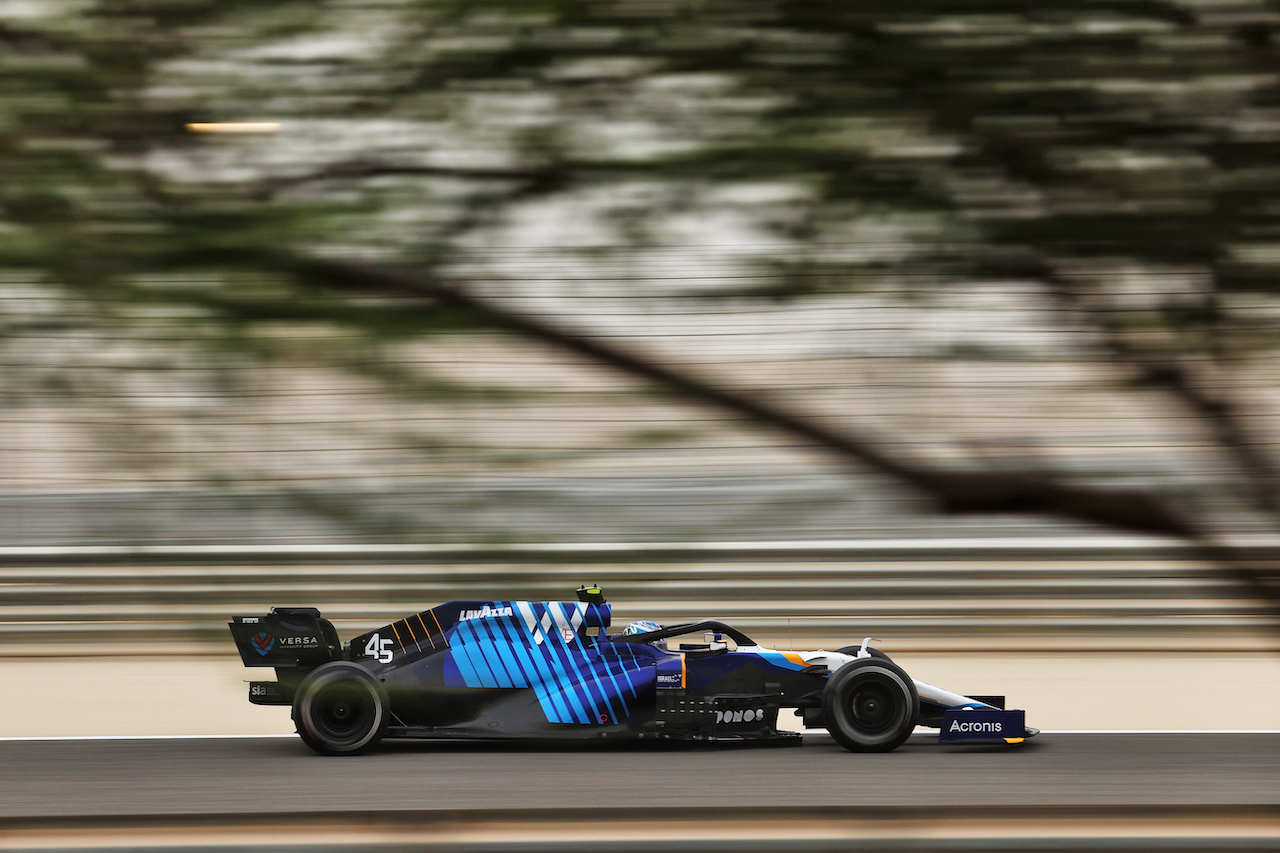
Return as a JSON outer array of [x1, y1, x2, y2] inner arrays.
[[515, 601, 586, 646], [912, 679, 992, 709], [741, 644, 994, 710]]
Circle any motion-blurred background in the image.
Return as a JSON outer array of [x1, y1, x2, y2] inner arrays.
[[4, 0, 1280, 735]]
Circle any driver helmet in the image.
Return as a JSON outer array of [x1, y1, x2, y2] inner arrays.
[[622, 620, 665, 648]]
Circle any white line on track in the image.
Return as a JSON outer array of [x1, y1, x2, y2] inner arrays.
[[0, 734, 296, 741], [2, 730, 1279, 742], [1035, 729, 1280, 735]]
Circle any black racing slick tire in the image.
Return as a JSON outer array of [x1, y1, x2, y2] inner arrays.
[[822, 658, 919, 753], [293, 661, 388, 756]]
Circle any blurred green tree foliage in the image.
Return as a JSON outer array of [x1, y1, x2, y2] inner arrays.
[[3, 0, 1280, 558], [4, 0, 1278, 333]]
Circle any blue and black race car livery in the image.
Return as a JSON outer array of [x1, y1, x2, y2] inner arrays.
[[229, 586, 1037, 755]]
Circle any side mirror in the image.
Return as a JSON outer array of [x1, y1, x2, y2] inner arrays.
[[704, 632, 732, 651]]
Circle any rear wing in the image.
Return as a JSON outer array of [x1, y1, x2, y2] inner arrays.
[[228, 607, 342, 668]]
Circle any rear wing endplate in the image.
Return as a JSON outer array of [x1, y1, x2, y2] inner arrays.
[[228, 607, 340, 668]]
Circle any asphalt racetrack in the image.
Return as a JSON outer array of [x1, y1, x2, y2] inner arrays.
[[2, 733, 1277, 818]]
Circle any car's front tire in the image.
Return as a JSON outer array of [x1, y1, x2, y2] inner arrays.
[[822, 658, 919, 753], [293, 661, 387, 755]]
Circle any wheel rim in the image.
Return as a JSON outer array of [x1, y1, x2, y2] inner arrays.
[[849, 681, 896, 732], [310, 679, 376, 746], [842, 670, 910, 741]]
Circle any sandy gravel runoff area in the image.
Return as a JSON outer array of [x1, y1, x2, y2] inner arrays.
[[3, 652, 1279, 738]]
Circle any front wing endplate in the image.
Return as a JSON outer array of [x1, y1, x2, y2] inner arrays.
[[938, 708, 1031, 744]]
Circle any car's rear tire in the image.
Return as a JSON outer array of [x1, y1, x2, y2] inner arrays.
[[293, 661, 387, 756], [822, 658, 919, 753]]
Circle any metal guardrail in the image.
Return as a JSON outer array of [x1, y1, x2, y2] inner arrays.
[[2, 536, 1276, 563], [1, 538, 1276, 651]]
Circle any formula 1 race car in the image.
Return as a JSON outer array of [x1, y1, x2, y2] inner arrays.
[[229, 586, 1037, 755]]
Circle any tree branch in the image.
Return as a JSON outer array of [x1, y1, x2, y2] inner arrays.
[[287, 255, 1280, 632], [1047, 274, 1280, 516]]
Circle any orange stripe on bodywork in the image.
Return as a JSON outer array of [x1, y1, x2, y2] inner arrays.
[[402, 617, 422, 653], [416, 613, 436, 650], [782, 652, 807, 668], [681, 654, 687, 688], [390, 621, 404, 649], [428, 609, 447, 646]]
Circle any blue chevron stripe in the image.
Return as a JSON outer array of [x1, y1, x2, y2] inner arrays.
[[444, 601, 651, 725], [611, 642, 642, 698], [476, 618, 521, 688], [578, 645, 618, 723], [458, 620, 501, 687], [534, 606, 593, 723], [448, 624, 481, 686], [538, 612, 593, 723], [553, 602, 613, 722], [596, 653, 629, 719], [494, 614, 574, 724], [483, 617, 529, 686], [503, 610, 583, 724], [466, 619, 501, 686]]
